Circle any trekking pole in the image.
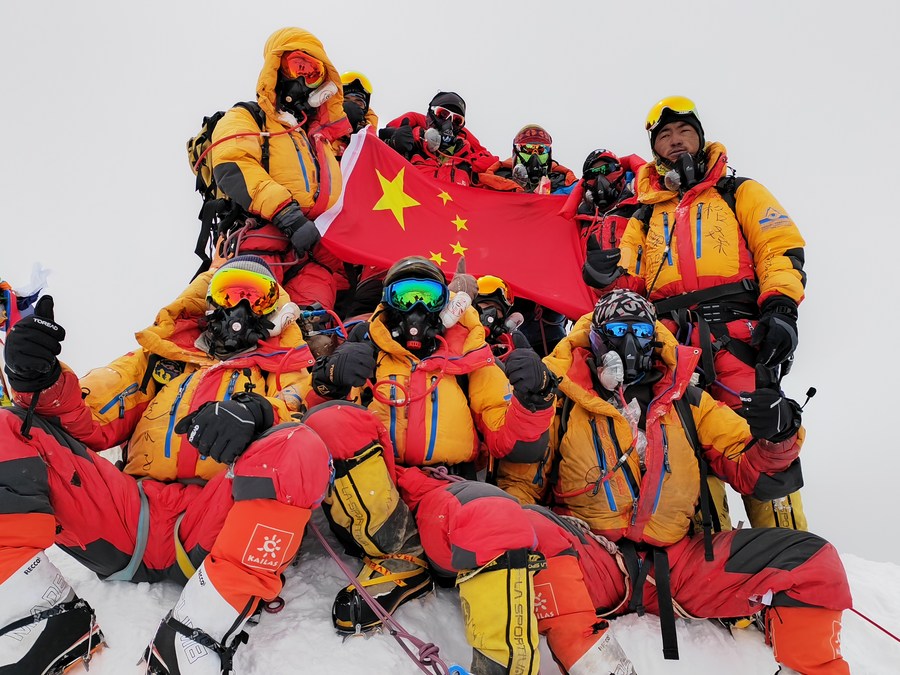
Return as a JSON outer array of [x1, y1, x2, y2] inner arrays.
[[849, 607, 900, 644], [310, 522, 459, 675]]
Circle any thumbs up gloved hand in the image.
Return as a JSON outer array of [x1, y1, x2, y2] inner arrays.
[[312, 341, 377, 398], [385, 119, 415, 156], [582, 236, 623, 289], [505, 349, 557, 411], [739, 366, 802, 444], [174, 392, 274, 465], [3, 295, 65, 392], [273, 201, 320, 256]]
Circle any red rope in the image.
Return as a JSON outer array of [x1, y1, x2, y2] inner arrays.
[[849, 606, 900, 643]]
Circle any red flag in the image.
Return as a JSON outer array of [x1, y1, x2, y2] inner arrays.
[[317, 128, 596, 318]]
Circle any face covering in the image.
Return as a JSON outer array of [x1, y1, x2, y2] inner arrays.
[[203, 302, 273, 358], [385, 306, 443, 355]]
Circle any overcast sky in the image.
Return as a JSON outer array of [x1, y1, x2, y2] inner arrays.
[[2, 0, 898, 563]]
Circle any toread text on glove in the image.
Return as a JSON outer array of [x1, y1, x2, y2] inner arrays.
[[3, 295, 65, 393], [273, 201, 321, 255], [739, 386, 801, 443], [582, 236, 624, 289], [504, 349, 557, 411], [174, 391, 274, 465], [751, 295, 798, 367], [312, 341, 377, 398]]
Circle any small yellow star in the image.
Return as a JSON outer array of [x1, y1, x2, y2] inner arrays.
[[451, 215, 468, 231], [437, 191, 453, 206], [373, 168, 420, 230], [451, 241, 468, 256], [429, 251, 447, 265]]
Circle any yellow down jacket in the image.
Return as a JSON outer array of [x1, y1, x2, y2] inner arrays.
[[619, 143, 806, 306], [499, 316, 804, 546], [210, 27, 351, 221]]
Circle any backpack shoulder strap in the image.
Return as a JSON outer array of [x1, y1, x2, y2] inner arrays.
[[714, 173, 750, 217], [232, 101, 269, 172]]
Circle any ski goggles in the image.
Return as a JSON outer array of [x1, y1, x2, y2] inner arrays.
[[383, 278, 449, 313], [516, 144, 550, 165], [600, 322, 655, 341], [279, 51, 326, 88], [645, 95, 698, 132], [208, 267, 279, 316], [476, 275, 514, 306], [584, 162, 622, 179], [430, 106, 465, 129]]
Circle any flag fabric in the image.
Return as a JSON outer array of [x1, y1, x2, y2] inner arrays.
[[316, 127, 596, 319]]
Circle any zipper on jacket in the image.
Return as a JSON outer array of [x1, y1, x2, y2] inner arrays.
[[224, 371, 240, 400], [165, 373, 195, 458], [663, 213, 673, 265], [636, 246, 643, 275], [589, 418, 617, 511], [695, 204, 703, 259], [606, 418, 639, 501], [652, 423, 672, 514], [99, 383, 139, 419], [425, 376, 439, 461], [290, 135, 311, 192], [388, 375, 399, 458]]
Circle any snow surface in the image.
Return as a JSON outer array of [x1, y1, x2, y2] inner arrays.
[[48, 502, 900, 675]]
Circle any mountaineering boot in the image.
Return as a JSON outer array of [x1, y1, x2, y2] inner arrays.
[[332, 550, 434, 633], [144, 561, 252, 675], [766, 606, 849, 675], [0, 552, 105, 674], [565, 621, 637, 675], [322, 433, 434, 633]]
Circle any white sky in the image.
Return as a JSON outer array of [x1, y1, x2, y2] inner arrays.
[[2, 0, 899, 567]]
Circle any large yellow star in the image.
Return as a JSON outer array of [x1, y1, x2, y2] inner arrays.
[[438, 191, 453, 206], [429, 251, 447, 265], [451, 241, 468, 256], [451, 215, 468, 231], [373, 168, 420, 230]]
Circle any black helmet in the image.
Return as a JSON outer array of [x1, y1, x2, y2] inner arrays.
[[383, 256, 447, 288]]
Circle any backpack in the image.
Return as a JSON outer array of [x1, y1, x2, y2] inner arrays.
[[186, 101, 269, 279]]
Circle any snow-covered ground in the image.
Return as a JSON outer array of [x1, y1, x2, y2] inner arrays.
[[49, 504, 900, 675]]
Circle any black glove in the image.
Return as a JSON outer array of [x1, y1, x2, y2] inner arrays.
[[312, 341, 377, 398], [174, 392, 274, 464], [383, 119, 415, 156], [739, 381, 801, 443], [751, 296, 798, 367], [3, 296, 65, 393], [273, 202, 320, 255], [582, 236, 623, 289], [504, 349, 556, 411]]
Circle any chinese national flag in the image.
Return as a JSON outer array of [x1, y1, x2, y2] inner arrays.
[[316, 127, 596, 318]]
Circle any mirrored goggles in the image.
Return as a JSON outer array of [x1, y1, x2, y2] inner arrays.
[[431, 105, 465, 128], [645, 95, 698, 132], [601, 321, 655, 340], [208, 268, 279, 316], [383, 278, 449, 313], [279, 51, 326, 88], [584, 162, 622, 179], [516, 144, 550, 165]]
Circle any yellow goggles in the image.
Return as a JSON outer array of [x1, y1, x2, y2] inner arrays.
[[340, 71, 373, 94], [208, 267, 279, 316], [645, 95, 698, 132], [476, 275, 514, 305]]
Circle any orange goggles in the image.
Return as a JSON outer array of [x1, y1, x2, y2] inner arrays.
[[280, 51, 326, 88], [208, 267, 279, 316]]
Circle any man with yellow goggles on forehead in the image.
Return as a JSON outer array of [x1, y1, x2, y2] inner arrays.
[[583, 95, 810, 533]]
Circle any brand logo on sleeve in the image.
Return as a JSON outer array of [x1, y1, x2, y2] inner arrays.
[[242, 524, 294, 571]]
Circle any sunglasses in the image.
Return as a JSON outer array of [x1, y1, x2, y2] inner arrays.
[[584, 163, 621, 179], [383, 278, 449, 313], [279, 51, 326, 88], [645, 95, 698, 132], [208, 268, 279, 316], [431, 105, 465, 128]]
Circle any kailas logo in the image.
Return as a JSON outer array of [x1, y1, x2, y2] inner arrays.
[[758, 207, 792, 230], [242, 523, 294, 570], [533, 582, 559, 619]]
